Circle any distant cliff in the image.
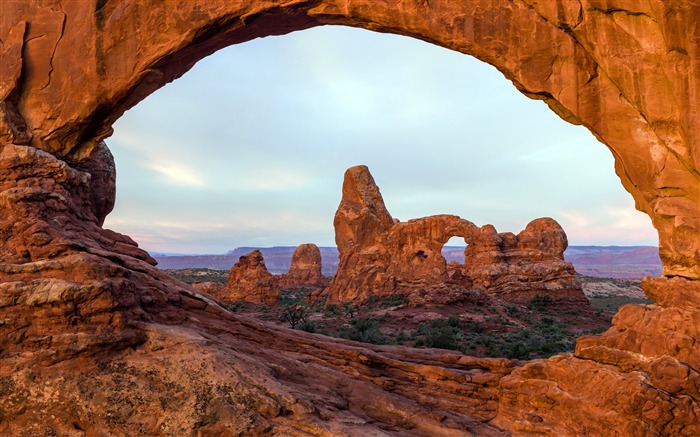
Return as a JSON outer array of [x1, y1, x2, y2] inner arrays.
[[154, 245, 661, 279]]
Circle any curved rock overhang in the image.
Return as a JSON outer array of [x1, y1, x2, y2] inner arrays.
[[2, 0, 698, 279]]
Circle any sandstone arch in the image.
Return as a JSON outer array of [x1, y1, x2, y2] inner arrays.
[[2, 1, 700, 435], [2, 1, 698, 280]]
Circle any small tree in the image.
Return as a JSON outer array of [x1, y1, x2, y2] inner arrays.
[[283, 305, 308, 329]]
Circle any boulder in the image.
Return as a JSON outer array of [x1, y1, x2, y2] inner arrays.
[[191, 280, 225, 296]]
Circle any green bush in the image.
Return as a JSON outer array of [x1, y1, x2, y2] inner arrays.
[[324, 303, 342, 317], [463, 321, 485, 334], [527, 294, 554, 311], [229, 301, 245, 313], [349, 317, 386, 344], [380, 294, 409, 308], [298, 320, 317, 333], [343, 302, 357, 318], [415, 318, 462, 351]]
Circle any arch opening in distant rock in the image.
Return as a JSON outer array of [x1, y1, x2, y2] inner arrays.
[[442, 236, 468, 265]]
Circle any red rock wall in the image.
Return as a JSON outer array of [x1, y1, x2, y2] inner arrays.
[[462, 218, 586, 303]]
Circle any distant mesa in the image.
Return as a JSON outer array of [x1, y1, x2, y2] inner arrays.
[[320, 165, 587, 306], [155, 245, 662, 279]]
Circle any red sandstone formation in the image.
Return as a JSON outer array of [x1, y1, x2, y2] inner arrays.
[[460, 218, 586, 303], [277, 243, 328, 290], [324, 165, 585, 305], [222, 250, 279, 304], [1, 1, 700, 435], [217, 244, 327, 304]]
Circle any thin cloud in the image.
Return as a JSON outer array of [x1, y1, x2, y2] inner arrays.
[[105, 26, 658, 254], [146, 161, 207, 187]]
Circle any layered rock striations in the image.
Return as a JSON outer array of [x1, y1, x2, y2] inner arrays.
[[324, 165, 585, 305], [277, 243, 328, 290], [1, 1, 700, 435], [0, 141, 515, 436]]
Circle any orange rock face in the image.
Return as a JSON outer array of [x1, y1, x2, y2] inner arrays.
[[460, 218, 586, 303], [325, 166, 586, 306], [277, 243, 328, 290], [223, 250, 279, 304], [1, 1, 700, 435]]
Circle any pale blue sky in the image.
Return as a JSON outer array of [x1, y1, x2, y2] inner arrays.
[[104, 26, 657, 254]]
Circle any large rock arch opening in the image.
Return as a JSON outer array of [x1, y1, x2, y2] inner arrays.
[[3, 1, 698, 280], [1, 1, 699, 435]]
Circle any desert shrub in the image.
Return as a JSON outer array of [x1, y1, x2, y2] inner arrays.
[[539, 316, 557, 325], [483, 321, 575, 360], [380, 294, 409, 308], [446, 315, 461, 327], [349, 317, 386, 344], [228, 301, 245, 313], [343, 302, 357, 319], [278, 289, 311, 307], [324, 303, 342, 317], [527, 294, 554, 311], [164, 268, 228, 285], [463, 321, 485, 334], [414, 318, 462, 351], [298, 320, 317, 333], [505, 305, 520, 317]]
